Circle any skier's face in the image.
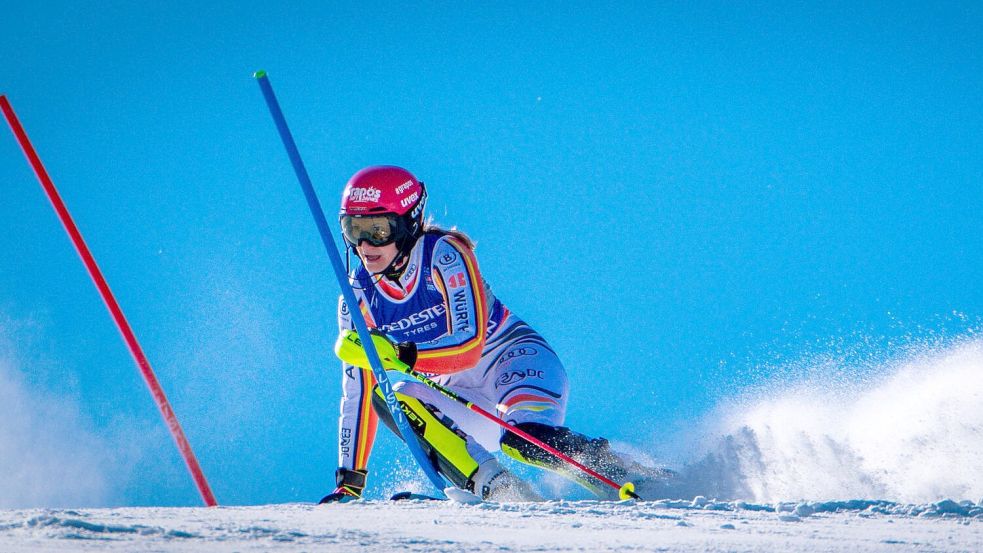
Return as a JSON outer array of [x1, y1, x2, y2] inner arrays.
[[357, 241, 399, 273]]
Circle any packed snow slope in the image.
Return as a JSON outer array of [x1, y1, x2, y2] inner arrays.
[[1, 499, 981, 552]]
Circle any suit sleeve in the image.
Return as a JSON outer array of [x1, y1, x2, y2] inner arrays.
[[336, 293, 378, 471], [414, 236, 489, 374]]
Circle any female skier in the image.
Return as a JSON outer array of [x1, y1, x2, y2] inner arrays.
[[320, 166, 643, 503]]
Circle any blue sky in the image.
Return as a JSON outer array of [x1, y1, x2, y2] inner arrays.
[[1, 2, 981, 506]]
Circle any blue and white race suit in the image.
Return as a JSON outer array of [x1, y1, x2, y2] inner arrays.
[[336, 231, 568, 471]]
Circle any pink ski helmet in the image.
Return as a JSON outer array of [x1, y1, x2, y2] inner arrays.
[[339, 165, 427, 259]]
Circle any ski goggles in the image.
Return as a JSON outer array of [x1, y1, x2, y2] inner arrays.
[[340, 214, 400, 247]]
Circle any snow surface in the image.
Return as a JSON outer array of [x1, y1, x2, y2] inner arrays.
[[1, 498, 981, 552], [3, 313, 982, 553]]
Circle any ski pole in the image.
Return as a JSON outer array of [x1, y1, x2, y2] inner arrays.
[[252, 71, 446, 496], [336, 331, 640, 500], [0, 95, 218, 507]]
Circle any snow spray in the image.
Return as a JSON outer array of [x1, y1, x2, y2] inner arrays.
[[675, 337, 983, 503]]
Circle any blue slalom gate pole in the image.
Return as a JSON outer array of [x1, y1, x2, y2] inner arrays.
[[253, 71, 446, 496]]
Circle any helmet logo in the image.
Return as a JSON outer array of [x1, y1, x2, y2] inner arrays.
[[394, 180, 415, 194], [400, 191, 420, 208], [349, 186, 381, 203], [410, 197, 425, 218]]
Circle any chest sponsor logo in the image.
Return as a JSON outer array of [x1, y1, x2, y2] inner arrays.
[[349, 186, 381, 203], [378, 304, 447, 333]]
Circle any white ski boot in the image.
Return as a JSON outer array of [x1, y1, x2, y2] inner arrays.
[[469, 458, 542, 502]]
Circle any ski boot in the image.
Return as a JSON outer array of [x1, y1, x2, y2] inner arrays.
[[470, 457, 542, 502], [500, 422, 675, 499]]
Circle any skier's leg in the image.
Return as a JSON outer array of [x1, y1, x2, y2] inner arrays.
[[372, 380, 540, 500], [491, 342, 662, 497]]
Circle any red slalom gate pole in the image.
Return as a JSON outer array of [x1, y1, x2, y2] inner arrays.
[[1, 96, 217, 507]]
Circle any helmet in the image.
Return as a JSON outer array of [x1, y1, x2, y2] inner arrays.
[[341, 165, 426, 218], [339, 166, 427, 270]]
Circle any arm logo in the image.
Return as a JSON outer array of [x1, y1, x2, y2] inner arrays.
[[448, 272, 466, 289], [438, 251, 458, 266]]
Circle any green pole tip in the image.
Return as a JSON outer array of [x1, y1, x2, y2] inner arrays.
[[253, 70, 267, 79]]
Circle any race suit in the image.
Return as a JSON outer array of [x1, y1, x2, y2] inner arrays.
[[336, 231, 568, 473]]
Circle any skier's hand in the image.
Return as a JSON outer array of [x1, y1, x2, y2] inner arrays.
[[393, 338, 417, 368], [368, 329, 418, 369], [319, 468, 367, 504], [335, 329, 416, 371]]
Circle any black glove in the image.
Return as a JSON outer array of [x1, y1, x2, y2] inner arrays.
[[318, 468, 368, 504], [395, 341, 417, 368], [367, 329, 417, 369]]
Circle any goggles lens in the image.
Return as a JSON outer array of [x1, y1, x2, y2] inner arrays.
[[341, 215, 398, 246]]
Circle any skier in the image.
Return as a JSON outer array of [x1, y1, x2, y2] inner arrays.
[[320, 166, 651, 503]]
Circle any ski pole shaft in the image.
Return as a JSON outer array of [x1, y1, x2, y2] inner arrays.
[[1, 95, 218, 507], [252, 72, 446, 495]]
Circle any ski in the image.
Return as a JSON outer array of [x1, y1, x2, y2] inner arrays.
[[389, 487, 484, 504], [390, 491, 444, 501]]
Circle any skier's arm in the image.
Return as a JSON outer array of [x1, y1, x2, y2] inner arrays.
[[413, 236, 489, 374], [334, 294, 378, 496]]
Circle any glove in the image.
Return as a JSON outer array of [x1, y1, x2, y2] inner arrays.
[[393, 339, 417, 368], [318, 468, 368, 504], [336, 329, 418, 371]]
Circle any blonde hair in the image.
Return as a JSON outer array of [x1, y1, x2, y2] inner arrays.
[[423, 221, 476, 250]]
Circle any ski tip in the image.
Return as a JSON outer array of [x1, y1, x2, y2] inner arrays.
[[253, 70, 267, 79]]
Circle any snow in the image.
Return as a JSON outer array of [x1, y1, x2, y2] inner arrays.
[[669, 339, 983, 504], [3, 310, 982, 552], [1, 499, 981, 552]]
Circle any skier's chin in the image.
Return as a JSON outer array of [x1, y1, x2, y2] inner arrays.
[[361, 254, 389, 272]]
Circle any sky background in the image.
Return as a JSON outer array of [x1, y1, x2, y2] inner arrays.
[[1, 2, 981, 507]]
